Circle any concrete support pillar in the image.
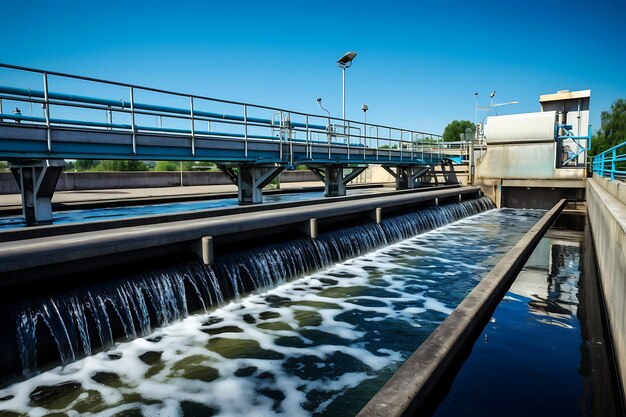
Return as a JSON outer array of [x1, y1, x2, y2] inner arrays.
[[219, 165, 284, 205], [191, 236, 214, 265], [383, 166, 431, 190], [368, 207, 383, 224], [10, 159, 65, 225], [440, 159, 459, 185], [308, 165, 367, 197], [299, 218, 318, 239]]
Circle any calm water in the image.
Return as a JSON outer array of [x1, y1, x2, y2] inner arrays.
[[0, 208, 544, 417], [431, 233, 622, 417], [0, 189, 380, 230]]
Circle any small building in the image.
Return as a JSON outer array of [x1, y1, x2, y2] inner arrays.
[[475, 90, 590, 208]]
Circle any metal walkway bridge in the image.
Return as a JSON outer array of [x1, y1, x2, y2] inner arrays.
[[0, 64, 462, 224]]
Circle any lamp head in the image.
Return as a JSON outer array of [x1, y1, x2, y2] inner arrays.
[[337, 51, 357, 66], [316, 97, 322, 103], [490, 91, 496, 99], [362, 104, 368, 112]]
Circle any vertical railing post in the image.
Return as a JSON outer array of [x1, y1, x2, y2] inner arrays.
[[600, 153, 604, 177], [305, 115, 311, 159], [243, 104, 248, 158], [388, 128, 392, 161], [129, 86, 136, 155], [611, 149, 616, 180], [376, 126, 379, 161], [190, 96, 196, 156], [43, 72, 52, 152], [347, 121, 351, 160], [399, 130, 404, 162], [279, 111, 284, 160]]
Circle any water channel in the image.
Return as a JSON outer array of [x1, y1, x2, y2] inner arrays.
[[0, 206, 545, 417]]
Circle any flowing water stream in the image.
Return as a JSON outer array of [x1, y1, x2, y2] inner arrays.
[[0, 204, 545, 417]]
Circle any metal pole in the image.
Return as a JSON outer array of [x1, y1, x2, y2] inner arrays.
[[244, 104, 248, 158], [306, 115, 310, 159], [180, 161, 183, 187], [342, 66, 346, 122], [347, 120, 351, 160], [43, 72, 52, 151], [190, 96, 196, 156], [130, 86, 136, 154], [376, 126, 379, 161], [363, 112, 366, 160]]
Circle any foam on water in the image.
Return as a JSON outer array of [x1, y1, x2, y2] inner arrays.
[[0, 208, 544, 417]]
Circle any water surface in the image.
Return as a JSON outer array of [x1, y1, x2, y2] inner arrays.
[[0, 208, 544, 417]]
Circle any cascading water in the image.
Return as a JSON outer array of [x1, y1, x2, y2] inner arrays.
[[216, 197, 494, 297], [0, 197, 494, 386]]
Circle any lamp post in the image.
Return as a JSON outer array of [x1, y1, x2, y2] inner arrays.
[[475, 91, 519, 143], [337, 51, 357, 123], [362, 104, 368, 147]]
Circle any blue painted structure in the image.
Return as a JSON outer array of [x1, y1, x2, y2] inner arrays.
[[0, 63, 463, 224], [0, 64, 455, 166], [593, 140, 626, 180]]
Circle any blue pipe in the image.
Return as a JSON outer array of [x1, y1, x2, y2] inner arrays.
[[0, 86, 328, 130]]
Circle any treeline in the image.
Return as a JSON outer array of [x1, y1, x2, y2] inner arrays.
[[591, 98, 626, 156], [64, 160, 218, 172]]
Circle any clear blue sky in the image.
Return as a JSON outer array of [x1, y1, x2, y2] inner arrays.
[[1, 0, 625, 134]]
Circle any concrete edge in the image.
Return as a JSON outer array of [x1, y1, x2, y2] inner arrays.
[[588, 178, 626, 234], [0, 185, 461, 243], [586, 177, 626, 402], [0, 187, 481, 275], [356, 198, 567, 417]]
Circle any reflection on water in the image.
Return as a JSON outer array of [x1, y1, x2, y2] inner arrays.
[[432, 232, 622, 417], [0, 191, 327, 230], [0, 188, 389, 230], [0, 209, 543, 417]]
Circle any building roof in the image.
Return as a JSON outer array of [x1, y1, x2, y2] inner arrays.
[[539, 89, 591, 102]]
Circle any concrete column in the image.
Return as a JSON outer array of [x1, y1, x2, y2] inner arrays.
[[219, 165, 284, 205], [309, 165, 367, 197], [324, 166, 345, 196], [9, 159, 65, 225], [383, 166, 431, 190]]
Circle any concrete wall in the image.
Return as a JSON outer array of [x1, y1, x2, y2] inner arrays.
[[586, 175, 626, 400], [0, 170, 320, 194], [353, 165, 470, 186]]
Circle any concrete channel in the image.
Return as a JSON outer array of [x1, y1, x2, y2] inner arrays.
[[0, 184, 460, 242], [356, 199, 566, 417], [0, 186, 481, 287]]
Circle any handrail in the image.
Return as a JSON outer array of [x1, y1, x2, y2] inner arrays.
[[0, 63, 473, 166], [0, 63, 439, 137], [592, 140, 626, 180]]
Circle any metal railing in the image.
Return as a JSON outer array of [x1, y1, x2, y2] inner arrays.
[[0, 63, 449, 164], [592, 140, 626, 180]]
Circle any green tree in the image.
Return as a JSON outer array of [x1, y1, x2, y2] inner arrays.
[[0, 161, 8, 172], [155, 161, 179, 171], [75, 160, 100, 171], [442, 120, 476, 142], [96, 160, 148, 171], [590, 99, 626, 156], [154, 161, 217, 171]]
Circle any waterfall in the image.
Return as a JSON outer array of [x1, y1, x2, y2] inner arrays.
[[1, 196, 494, 385], [216, 196, 495, 296]]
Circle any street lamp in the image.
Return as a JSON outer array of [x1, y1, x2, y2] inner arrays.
[[337, 51, 357, 122], [475, 91, 519, 142]]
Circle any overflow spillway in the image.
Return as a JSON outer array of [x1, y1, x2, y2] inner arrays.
[[0, 196, 493, 385], [0, 203, 550, 417]]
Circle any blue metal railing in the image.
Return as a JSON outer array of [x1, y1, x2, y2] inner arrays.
[[0, 63, 460, 165], [555, 123, 591, 168], [592, 141, 626, 180]]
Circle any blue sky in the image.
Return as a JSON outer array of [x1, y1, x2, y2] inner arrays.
[[1, 0, 625, 134]]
